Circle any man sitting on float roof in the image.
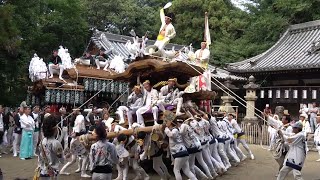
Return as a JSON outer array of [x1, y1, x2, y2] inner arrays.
[[80, 51, 95, 67], [48, 49, 64, 80], [136, 80, 159, 127], [157, 78, 184, 116], [95, 49, 109, 70]]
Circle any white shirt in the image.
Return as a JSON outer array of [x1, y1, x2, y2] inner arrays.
[[164, 127, 186, 155], [217, 118, 234, 138], [229, 119, 242, 134], [208, 117, 225, 137], [314, 124, 320, 145], [20, 114, 35, 131], [179, 123, 201, 149], [0, 114, 3, 131], [73, 114, 86, 133]]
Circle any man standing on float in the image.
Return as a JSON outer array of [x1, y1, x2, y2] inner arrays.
[[154, 4, 176, 51]]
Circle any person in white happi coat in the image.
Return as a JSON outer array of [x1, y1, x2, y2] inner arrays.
[[154, 8, 176, 51], [314, 116, 320, 162], [198, 114, 226, 174], [227, 113, 255, 160], [165, 120, 197, 180], [136, 80, 159, 126], [208, 114, 231, 169], [199, 112, 227, 173], [277, 122, 306, 180], [58, 107, 69, 150], [60, 109, 91, 178], [268, 114, 293, 173], [189, 115, 219, 177], [298, 113, 311, 152], [116, 85, 143, 128], [157, 78, 184, 116], [217, 115, 241, 165], [177, 118, 215, 179], [195, 42, 210, 69], [223, 114, 246, 161]]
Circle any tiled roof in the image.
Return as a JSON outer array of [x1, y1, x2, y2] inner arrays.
[[227, 20, 320, 73], [90, 30, 245, 81], [90, 30, 186, 59], [208, 65, 246, 81]]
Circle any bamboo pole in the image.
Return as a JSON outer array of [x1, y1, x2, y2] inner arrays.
[[86, 125, 164, 141]]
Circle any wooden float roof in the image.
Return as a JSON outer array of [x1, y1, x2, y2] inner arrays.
[[67, 57, 204, 85]]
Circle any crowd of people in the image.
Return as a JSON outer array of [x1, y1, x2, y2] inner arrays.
[[0, 78, 256, 180], [265, 103, 320, 180]]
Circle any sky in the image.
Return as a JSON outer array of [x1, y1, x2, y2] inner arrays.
[[231, 0, 252, 10]]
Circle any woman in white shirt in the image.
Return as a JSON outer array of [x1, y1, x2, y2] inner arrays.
[[19, 106, 35, 160]]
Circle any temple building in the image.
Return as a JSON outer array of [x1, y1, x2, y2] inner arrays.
[[227, 20, 320, 118]]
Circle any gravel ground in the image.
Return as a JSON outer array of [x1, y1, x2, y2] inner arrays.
[[0, 145, 319, 180]]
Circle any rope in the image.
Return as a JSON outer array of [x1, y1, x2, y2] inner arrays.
[[55, 126, 62, 141], [183, 60, 266, 121], [108, 88, 129, 111], [182, 60, 273, 150], [55, 80, 114, 128]]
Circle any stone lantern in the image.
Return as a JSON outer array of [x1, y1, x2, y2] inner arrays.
[[243, 75, 260, 122], [220, 76, 238, 113]]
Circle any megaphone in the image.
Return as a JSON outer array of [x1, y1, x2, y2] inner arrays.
[[164, 2, 172, 9]]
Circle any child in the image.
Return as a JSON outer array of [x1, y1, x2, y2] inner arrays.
[[114, 134, 130, 180], [37, 115, 64, 179]]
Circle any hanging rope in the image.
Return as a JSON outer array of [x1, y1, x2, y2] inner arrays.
[[56, 80, 114, 128], [108, 88, 129, 111]]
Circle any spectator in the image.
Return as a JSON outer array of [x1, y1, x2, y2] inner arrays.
[[309, 102, 318, 133]]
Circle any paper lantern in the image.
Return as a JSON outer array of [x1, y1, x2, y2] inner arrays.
[[45, 90, 50, 103], [84, 78, 89, 91], [66, 91, 71, 104], [80, 91, 84, 104], [89, 78, 94, 92], [118, 82, 123, 93], [70, 91, 75, 104], [51, 89, 56, 104], [75, 91, 80, 104], [98, 80, 102, 91], [61, 90, 66, 104], [102, 80, 106, 92], [56, 90, 61, 104], [93, 79, 98, 91]]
